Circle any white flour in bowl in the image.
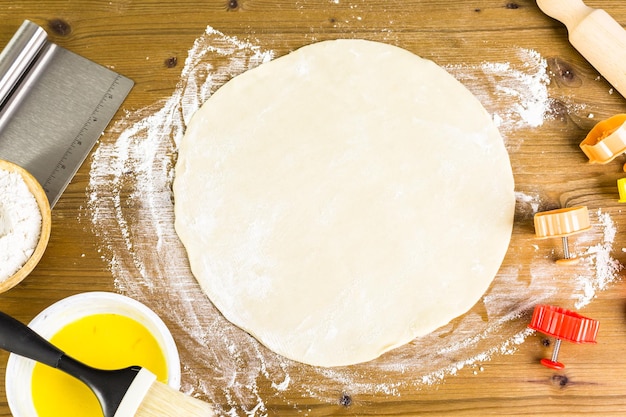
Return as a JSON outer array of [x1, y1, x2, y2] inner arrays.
[[0, 167, 42, 281]]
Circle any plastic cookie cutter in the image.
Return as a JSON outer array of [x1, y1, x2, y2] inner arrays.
[[580, 114, 626, 170], [533, 206, 591, 265], [617, 178, 626, 203], [528, 304, 599, 370]]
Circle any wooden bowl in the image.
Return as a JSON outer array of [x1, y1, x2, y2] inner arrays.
[[0, 160, 51, 293]]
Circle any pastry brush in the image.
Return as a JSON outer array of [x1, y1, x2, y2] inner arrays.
[[0, 310, 213, 416]]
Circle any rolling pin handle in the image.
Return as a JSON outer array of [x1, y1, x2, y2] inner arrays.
[[536, 0, 626, 99], [536, 0, 593, 30]]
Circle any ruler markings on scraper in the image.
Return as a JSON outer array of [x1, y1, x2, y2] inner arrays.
[[42, 74, 130, 206], [0, 20, 134, 207]]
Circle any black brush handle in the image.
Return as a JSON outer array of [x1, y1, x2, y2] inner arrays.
[[0, 310, 64, 368]]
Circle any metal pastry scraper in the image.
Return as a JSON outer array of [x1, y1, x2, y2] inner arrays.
[[0, 20, 133, 207]]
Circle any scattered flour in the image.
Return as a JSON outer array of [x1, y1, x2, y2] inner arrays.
[[85, 26, 623, 416], [446, 48, 551, 150], [0, 168, 42, 280], [573, 209, 623, 309], [515, 191, 542, 218]]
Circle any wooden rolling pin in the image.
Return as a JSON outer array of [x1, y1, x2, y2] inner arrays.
[[536, 0, 626, 98]]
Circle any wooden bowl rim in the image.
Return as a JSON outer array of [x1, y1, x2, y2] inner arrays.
[[0, 160, 51, 293]]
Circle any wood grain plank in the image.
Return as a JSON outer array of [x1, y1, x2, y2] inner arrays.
[[2, 0, 626, 415]]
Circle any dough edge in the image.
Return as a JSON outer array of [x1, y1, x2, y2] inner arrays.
[[174, 39, 515, 367]]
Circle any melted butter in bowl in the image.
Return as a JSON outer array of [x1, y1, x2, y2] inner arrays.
[[32, 313, 168, 417], [5, 292, 180, 417]]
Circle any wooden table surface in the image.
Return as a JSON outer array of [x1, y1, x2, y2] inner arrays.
[[3, 0, 626, 416]]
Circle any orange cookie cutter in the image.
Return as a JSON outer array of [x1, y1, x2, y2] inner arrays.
[[534, 206, 591, 265], [528, 304, 599, 370], [580, 114, 626, 169]]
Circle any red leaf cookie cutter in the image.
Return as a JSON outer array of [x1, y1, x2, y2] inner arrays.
[[528, 304, 599, 370], [533, 206, 591, 265]]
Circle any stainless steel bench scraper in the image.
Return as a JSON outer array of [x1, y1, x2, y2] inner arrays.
[[0, 20, 133, 207]]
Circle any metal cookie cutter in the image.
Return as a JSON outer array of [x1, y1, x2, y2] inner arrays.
[[580, 114, 626, 170], [534, 206, 591, 265], [528, 304, 599, 370]]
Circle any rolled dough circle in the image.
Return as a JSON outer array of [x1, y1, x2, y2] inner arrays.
[[174, 39, 515, 367]]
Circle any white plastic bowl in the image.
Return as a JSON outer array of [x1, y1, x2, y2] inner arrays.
[[5, 292, 181, 417]]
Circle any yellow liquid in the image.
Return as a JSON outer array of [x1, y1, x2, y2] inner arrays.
[[31, 313, 168, 417]]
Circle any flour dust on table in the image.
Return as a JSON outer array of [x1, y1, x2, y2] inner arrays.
[[86, 26, 622, 416]]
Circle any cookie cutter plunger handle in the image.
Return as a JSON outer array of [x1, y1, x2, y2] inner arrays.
[[528, 304, 599, 370], [533, 206, 591, 265]]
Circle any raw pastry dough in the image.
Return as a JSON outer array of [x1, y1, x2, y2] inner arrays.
[[174, 39, 515, 367]]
